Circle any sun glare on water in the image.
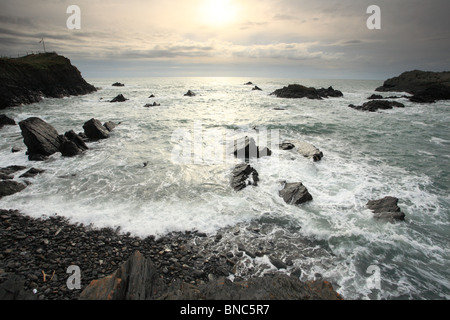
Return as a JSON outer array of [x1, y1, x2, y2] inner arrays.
[[199, 0, 238, 26]]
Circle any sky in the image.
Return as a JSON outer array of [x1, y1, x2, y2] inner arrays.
[[0, 0, 449, 79]]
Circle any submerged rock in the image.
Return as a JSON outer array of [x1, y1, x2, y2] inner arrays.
[[19, 117, 63, 160], [184, 90, 196, 97], [279, 142, 295, 150], [279, 182, 313, 205], [19, 168, 45, 178], [103, 121, 118, 132], [0, 114, 16, 128], [143, 102, 160, 108], [0, 180, 27, 198], [349, 100, 405, 112], [271, 84, 343, 99], [230, 163, 259, 191], [367, 196, 405, 221], [110, 94, 128, 103]]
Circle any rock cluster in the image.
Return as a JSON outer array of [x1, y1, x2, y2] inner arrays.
[[271, 84, 343, 100], [18, 117, 117, 161]]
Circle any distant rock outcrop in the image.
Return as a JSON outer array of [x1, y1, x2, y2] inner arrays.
[[0, 52, 96, 109], [112, 82, 125, 87], [375, 70, 450, 103], [349, 100, 405, 112], [271, 84, 343, 100], [184, 90, 196, 97], [110, 94, 128, 103]]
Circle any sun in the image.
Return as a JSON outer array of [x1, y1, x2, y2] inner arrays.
[[199, 0, 238, 26]]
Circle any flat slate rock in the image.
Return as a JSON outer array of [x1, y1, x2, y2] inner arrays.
[[367, 196, 405, 221], [0, 180, 27, 198], [279, 182, 313, 205]]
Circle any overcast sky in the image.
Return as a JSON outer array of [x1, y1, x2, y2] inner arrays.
[[1, 0, 449, 79]]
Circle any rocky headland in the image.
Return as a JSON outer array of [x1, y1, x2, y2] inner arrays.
[[375, 70, 450, 103], [0, 52, 96, 109]]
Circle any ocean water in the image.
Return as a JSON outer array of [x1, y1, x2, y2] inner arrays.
[[0, 77, 448, 300]]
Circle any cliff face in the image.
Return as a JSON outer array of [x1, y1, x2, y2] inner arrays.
[[0, 52, 96, 109]]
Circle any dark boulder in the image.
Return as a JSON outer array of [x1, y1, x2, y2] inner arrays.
[[279, 182, 313, 205], [244, 81, 253, 85], [0, 165, 27, 176], [59, 130, 89, 157], [0, 114, 16, 128], [0, 274, 37, 300], [271, 84, 343, 99], [19, 117, 63, 159], [143, 102, 160, 108], [83, 118, 110, 141], [184, 90, 196, 97], [349, 100, 405, 112], [367, 196, 405, 221], [148, 94, 155, 98], [0, 180, 27, 198], [230, 163, 259, 191], [252, 86, 262, 91], [367, 94, 383, 100], [110, 94, 128, 103], [112, 82, 125, 87]]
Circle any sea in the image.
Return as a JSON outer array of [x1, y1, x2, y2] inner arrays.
[[0, 77, 449, 300]]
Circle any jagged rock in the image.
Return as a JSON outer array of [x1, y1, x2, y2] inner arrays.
[[0, 165, 27, 176], [0, 180, 27, 198], [184, 90, 196, 97], [271, 84, 343, 99], [244, 82, 253, 85], [230, 163, 259, 191], [79, 251, 165, 300], [295, 141, 323, 161], [349, 100, 405, 112], [252, 86, 262, 91], [367, 94, 383, 99], [19, 168, 45, 178], [143, 102, 160, 108], [279, 182, 313, 205], [59, 130, 89, 157], [19, 117, 63, 159], [80, 251, 342, 300], [148, 94, 155, 98], [110, 94, 128, 103], [233, 136, 272, 161], [103, 121, 118, 132], [0, 114, 16, 128], [269, 256, 287, 270], [83, 118, 110, 141], [112, 82, 125, 87], [367, 196, 405, 221]]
